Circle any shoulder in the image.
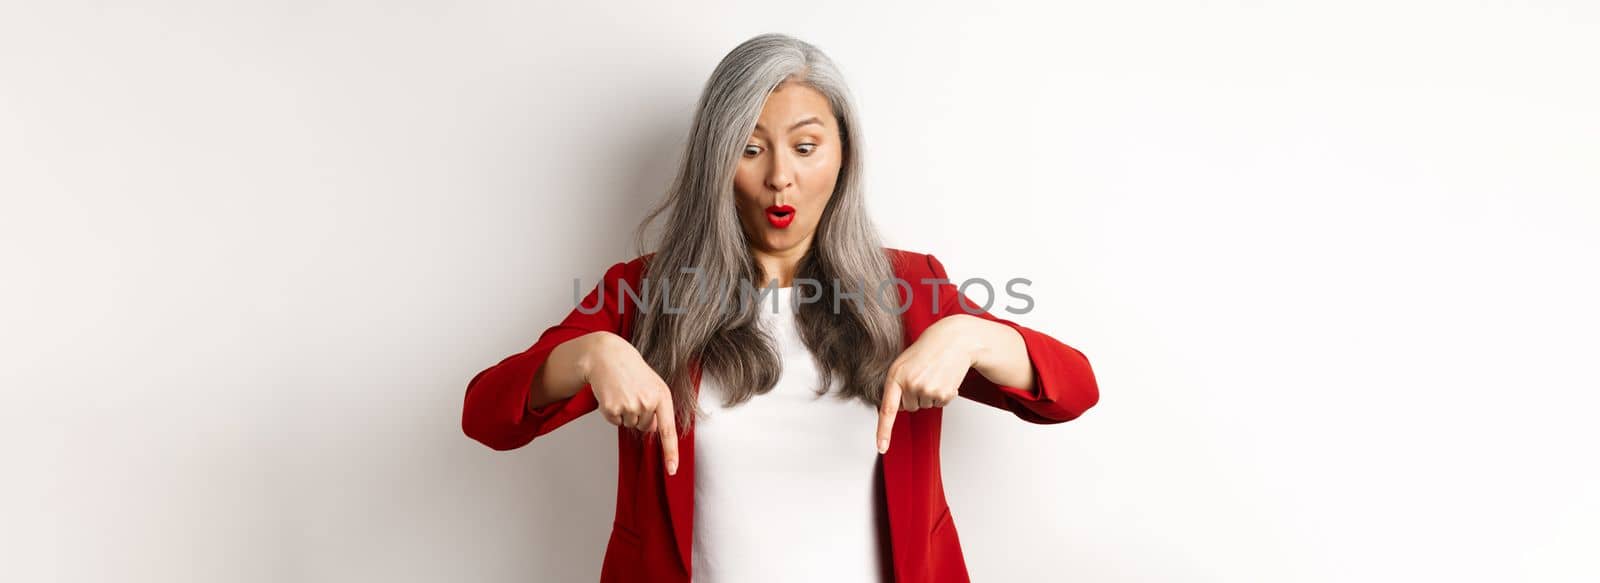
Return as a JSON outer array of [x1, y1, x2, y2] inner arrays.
[[624, 252, 655, 275], [882, 247, 943, 279], [568, 253, 655, 291]]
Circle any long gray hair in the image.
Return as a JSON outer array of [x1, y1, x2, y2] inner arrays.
[[628, 33, 903, 434]]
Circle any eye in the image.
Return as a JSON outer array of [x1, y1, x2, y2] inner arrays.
[[797, 143, 817, 155], [743, 145, 761, 157]]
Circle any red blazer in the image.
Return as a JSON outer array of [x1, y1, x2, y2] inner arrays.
[[462, 248, 1100, 582]]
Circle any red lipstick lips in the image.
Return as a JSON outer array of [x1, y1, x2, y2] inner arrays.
[[765, 204, 795, 229]]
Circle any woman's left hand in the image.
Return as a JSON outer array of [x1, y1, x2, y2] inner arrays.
[[875, 314, 982, 453]]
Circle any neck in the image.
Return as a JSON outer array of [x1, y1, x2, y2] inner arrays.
[[751, 237, 812, 288]]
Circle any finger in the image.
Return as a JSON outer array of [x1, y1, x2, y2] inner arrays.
[[631, 403, 653, 431], [644, 415, 658, 434], [656, 394, 680, 476], [901, 388, 920, 412], [877, 379, 901, 454]]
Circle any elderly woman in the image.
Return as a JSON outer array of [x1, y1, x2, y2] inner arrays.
[[462, 33, 1099, 583]]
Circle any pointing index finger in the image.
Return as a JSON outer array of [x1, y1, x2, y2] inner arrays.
[[877, 379, 901, 454], [657, 398, 680, 476]]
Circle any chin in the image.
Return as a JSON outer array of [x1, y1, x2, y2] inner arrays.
[[762, 234, 802, 252], [763, 236, 792, 251]]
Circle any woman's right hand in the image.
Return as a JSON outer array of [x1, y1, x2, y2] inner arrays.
[[580, 331, 681, 475]]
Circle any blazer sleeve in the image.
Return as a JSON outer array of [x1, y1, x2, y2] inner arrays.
[[461, 260, 629, 451], [925, 253, 1100, 424]]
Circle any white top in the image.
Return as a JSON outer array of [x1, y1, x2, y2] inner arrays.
[[691, 285, 887, 582]]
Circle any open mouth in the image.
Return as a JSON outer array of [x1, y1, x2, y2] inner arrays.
[[765, 205, 795, 228]]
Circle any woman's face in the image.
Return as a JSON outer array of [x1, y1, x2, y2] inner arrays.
[[733, 83, 843, 258]]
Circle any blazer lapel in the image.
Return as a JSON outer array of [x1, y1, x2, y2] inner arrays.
[[885, 268, 929, 581], [664, 360, 701, 575], [880, 409, 915, 581]]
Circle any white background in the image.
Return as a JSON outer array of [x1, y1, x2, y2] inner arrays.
[[3, 1, 1597, 581]]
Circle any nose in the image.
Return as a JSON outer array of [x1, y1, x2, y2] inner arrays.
[[765, 152, 793, 203]]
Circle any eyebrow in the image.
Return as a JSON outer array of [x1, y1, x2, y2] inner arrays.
[[754, 116, 825, 133]]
